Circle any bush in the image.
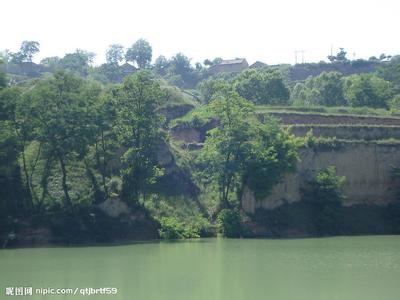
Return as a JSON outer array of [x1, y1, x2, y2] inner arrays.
[[217, 209, 242, 238], [344, 74, 393, 108], [158, 217, 186, 239], [234, 69, 290, 105], [157, 216, 202, 239], [303, 166, 345, 204], [301, 166, 346, 235]]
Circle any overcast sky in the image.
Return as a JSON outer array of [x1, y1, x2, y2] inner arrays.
[[1, 0, 399, 66]]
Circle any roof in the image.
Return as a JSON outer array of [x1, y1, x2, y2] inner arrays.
[[218, 58, 247, 65], [120, 63, 137, 71], [250, 61, 268, 68]]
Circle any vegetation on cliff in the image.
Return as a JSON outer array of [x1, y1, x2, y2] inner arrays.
[[1, 41, 400, 244]]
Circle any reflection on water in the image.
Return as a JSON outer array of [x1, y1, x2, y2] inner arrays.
[[1, 236, 400, 300]]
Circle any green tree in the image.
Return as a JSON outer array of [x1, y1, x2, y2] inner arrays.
[[234, 69, 290, 105], [328, 48, 348, 63], [10, 41, 40, 63], [168, 53, 200, 88], [28, 71, 99, 207], [90, 90, 117, 201], [197, 77, 228, 103], [60, 49, 96, 76], [292, 71, 345, 106], [92, 63, 123, 83], [114, 71, 165, 204], [0, 120, 27, 215], [154, 55, 170, 76], [40, 56, 61, 72], [1, 87, 37, 207], [106, 44, 124, 65], [217, 209, 242, 237], [198, 89, 298, 209], [302, 166, 346, 234], [0, 79, 31, 213], [0, 59, 6, 89], [170, 53, 192, 76], [242, 117, 298, 200], [125, 39, 152, 69], [377, 56, 400, 93], [204, 57, 222, 66], [344, 73, 393, 108]]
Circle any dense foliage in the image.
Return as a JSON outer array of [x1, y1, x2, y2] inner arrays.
[[234, 69, 290, 105], [343, 73, 394, 108], [217, 209, 242, 238], [197, 89, 298, 210], [292, 71, 345, 106], [2, 40, 400, 242]]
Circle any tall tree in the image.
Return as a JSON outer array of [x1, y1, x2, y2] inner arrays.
[[114, 71, 165, 204], [328, 48, 348, 63], [60, 49, 95, 76], [10, 41, 40, 63], [125, 39, 152, 69], [154, 55, 169, 76], [0, 58, 6, 88], [1, 87, 37, 207], [198, 89, 298, 209], [234, 69, 290, 105], [106, 44, 124, 65], [291, 71, 345, 106], [28, 71, 99, 207], [170, 53, 192, 76], [40, 56, 61, 72], [344, 73, 393, 108]]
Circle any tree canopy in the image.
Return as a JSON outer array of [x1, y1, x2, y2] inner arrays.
[[198, 89, 298, 209], [106, 44, 125, 65], [292, 71, 346, 106], [343, 73, 393, 108], [10, 41, 40, 63], [126, 39, 152, 69], [114, 71, 165, 204], [234, 69, 290, 105]]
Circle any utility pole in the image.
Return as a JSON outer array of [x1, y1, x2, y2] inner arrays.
[[295, 50, 305, 64]]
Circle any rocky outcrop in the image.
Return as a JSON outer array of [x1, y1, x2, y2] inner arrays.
[[171, 119, 218, 143], [154, 141, 199, 197], [242, 142, 400, 213], [156, 103, 195, 122]]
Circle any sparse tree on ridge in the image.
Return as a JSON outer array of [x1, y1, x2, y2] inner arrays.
[[10, 40, 40, 63], [125, 39, 152, 69], [106, 44, 125, 65]]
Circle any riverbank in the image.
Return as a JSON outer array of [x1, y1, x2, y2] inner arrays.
[[2, 201, 400, 249]]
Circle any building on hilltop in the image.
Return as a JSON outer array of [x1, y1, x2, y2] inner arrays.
[[249, 61, 268, 69], [209, 58, 249, 74], [120, 63, 138, 77]]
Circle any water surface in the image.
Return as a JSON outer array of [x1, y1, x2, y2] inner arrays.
[[1, 236, 400, 299]]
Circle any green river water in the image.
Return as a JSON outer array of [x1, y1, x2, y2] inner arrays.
[[1, 236, 400, 300]]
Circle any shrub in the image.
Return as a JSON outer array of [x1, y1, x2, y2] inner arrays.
[[158, 217, 186, 239], [217, 209, 242, 238], [234, 69, 290, 105], [344, 74, 393, 108], [158, 216, 203, 239], [301, 166, 346, 234], [303, 166, 345, 204]]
